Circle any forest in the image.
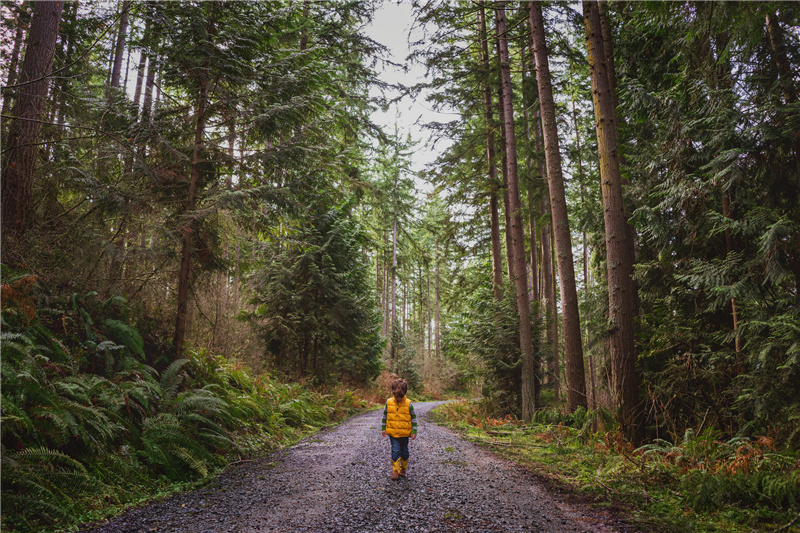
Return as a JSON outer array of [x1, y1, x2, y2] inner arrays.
[[1, 0, 798, 531]]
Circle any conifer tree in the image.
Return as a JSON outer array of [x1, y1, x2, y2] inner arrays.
[[528, 0, 587, 411], [1, 0, 64, 245]]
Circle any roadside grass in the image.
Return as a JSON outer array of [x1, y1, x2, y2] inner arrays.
[[431, 400, 800, 533]]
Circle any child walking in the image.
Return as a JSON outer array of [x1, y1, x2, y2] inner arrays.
[[381, 378, 417, 480]]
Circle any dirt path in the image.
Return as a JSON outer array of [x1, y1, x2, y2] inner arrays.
[[80, 402, 630, 532]]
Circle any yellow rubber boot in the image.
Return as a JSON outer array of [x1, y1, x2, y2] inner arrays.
[[399, 458, 408, 477], [391, 459, 401, 480]]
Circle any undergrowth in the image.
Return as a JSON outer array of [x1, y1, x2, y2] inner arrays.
[[432, 400, 800, 533], [0, 273, 376, 532]]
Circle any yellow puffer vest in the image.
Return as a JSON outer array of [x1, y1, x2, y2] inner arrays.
[[385, 396, 412, 438]]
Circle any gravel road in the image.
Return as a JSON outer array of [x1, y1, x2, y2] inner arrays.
[[80, 401, 632, 532]]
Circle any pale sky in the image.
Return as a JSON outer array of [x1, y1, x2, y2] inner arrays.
[[365, 0, 453, 179]]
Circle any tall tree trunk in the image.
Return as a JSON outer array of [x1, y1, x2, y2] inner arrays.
[[123, 36, 132, 91], [174, 75, 210, 356], [1, 0, 64, 246], [493, 19, 514, 285], [534, 105, 558, 400], [376, 252, 383, 306], [405, 282, 409, 338], [419, 261, 425, 356], [106, 1, 132, 290], [478, 2, 504, 301], [1, 5, 28, 125], [300, 0, 310, 51], [233, 224, 240, 307], [583, 0, 639, 434], [527, 32, 558, 398], [766, 12, 800, 173], [427, 266, 432, 360], [384, 240, 390, 337], [575, 100, 598, 410], [132, 12, 151, 117], [53, 1, 77, 136], [140, 4, 160, 122], [392, 170, 399, 357], [435, 236, 440, 360], [528, 187, 540, 302], [110, 2, 131, 88], [497, 83, 515, 284], [132, 43, 147, 113], [141, 49, 158, 121], [548, 219, 560, 398], [496, 3, 537, 421], [490, 190, 504, 299], [521, 45, 540, 305], [599, 0, 640, 278], [529, 1, 587, 411], [521, 34, 542, 402]]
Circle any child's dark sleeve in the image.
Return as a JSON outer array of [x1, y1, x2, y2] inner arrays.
[[381, 402, 387, 432], [410, 403, 417, 435]]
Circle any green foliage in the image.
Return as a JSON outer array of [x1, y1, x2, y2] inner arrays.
[[611, 1, 800, 446], [247, 206, 383, 385], [0, 273, 368, 532], [443, 274, 545, 418], [385, 323, 422, 392]]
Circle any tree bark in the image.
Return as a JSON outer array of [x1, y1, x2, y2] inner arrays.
[[427, 263, 432, 360], [520, 45, 540, 306], [599, 0, 640, 280], [142, 48, 158, 121], [1, 0, 64, 244], [478, 1, 504, 301], [376, 250, 383, 306], [526, 31, 558, 399], [1, 5, 28, 123], [300, 0, 310, 51], [418, 260, 425, 351], [435, 236, 440, 360], [496, 3, 536, 422], [110, 2, 131, 88], [521, 39, 542, 403], [392, 169, 399, 356], [384, 237, 390, 337], [528, 186, 540, 303], [573, 94, 598, 410], [529, 1, 587, 411], [583, 0, 640, 435], [531, 103, 559, 400], [132, 39, 147, 113], [174, 74, 210, 356], [497, 90, 515, 284]]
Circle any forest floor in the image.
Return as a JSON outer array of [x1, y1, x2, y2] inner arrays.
[[77, 401, 637, 532]]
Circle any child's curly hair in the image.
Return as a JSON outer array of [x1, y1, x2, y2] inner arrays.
[[391, 378, 408, 401]]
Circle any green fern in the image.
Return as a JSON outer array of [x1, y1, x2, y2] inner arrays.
[[103, 319, 145, 358], [1, 446, 100, 528], [160, 359, 191, 404]]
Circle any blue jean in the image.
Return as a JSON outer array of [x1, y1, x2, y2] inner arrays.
[[389, 436, 409, 462]]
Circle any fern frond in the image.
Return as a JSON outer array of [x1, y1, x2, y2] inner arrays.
[[171, 446, 209, 477], [104, 319, 145, 358], [159, 359, 191, 404]]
